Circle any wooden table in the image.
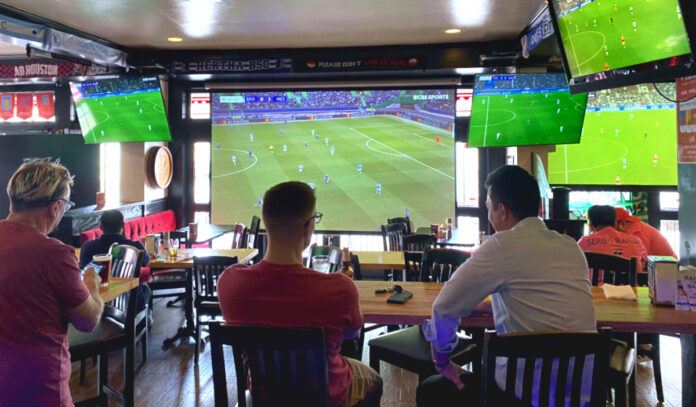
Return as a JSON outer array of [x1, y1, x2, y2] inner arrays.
[[149, 248, 258, 269], [100, 277, 139, 302], [159, 248, 258, 348], [353, 251, 406, 270], [355, 281, 696, 407]]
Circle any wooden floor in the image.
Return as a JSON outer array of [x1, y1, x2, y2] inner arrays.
[[70, 298, 683, 406]]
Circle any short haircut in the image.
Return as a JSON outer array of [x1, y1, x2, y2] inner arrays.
[[587, 205, 616, 228], [101, 210, 125, 234], [262, 181, 316, 232], [7, 158, 74, 212], [484, 165, 540, 220]]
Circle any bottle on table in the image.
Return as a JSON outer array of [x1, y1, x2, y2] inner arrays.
[[341, 247, 354, 278]]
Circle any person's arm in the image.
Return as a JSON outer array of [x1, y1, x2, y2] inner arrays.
[[79, 241, 93, 269], [67, 267, 104, 332], [343, 277, 364, 340]]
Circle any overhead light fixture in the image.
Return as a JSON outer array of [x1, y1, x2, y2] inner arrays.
[[167, 37, 183, 42], [445, 28, 462, 34]]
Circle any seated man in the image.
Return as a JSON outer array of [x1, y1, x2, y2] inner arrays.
[[417, 165, 596, 406], [80, 209, 151, 312], [615, 207, 678, 259], [578, 205, 647, 277], [218, 181, 382, 407], [0, 159, 104, 406]]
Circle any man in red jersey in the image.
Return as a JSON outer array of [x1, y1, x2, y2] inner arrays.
[[218, 181, 382, 407], [615, 207, 678, 259], [578, 205, 648, 281]]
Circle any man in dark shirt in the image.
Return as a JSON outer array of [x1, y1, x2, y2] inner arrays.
[[80, 210, 151, 312], [79, 210, 150, 268]]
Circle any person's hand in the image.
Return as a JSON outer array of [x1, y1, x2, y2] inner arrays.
[[436, 361, 469, 390], [83, 267, 101, 294]]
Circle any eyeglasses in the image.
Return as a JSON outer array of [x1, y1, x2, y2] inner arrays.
[[306, 212, 323, 225], [52, 198, 75, 213]]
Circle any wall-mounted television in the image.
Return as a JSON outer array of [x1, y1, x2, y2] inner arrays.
[[548, 83, 677, 187], [467, 74, 588, 148], [69, 77, 171, 143], [210, 89, 455, 232], [548, 0, 696, 93]]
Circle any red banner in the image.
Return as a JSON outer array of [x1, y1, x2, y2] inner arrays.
[[0, 93, 14, 120], [15, 93, 32, 120], [678, 75, 696, 163], [36, 92, 55, 119]]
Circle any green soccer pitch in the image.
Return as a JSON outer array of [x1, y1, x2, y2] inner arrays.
[[557, 0, 690, 78], [211, 115, 455, 231], [468, 92, 588, 148], [548, 108, 677, 186], [75, 91, 171, 143]]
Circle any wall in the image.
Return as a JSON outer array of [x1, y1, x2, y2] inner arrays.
[[0, 133, 100, 216]]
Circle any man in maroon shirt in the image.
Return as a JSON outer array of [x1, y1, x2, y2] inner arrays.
[[218, 181, 382, 407], [0, 159, 104, 407]]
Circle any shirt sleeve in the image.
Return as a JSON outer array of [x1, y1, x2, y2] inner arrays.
[[48, 244, 90, 310], [422, 238, 507, 354]]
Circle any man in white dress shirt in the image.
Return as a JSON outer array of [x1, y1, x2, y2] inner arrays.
[[417, 165, 596, 406]]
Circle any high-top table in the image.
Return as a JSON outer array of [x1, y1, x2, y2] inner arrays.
[[355, 281, 696, 407], [151, 248, 258, 347]]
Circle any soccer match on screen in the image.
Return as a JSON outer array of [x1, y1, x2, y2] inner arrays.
[[548, 83, 678, 186], [70, 77, 171, 144], [210, 89, 455, 231], [552, 0, 691, 78], [468, 74, 588, 148]]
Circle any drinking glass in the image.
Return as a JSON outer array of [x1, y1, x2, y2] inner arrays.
[[312, 255, 331, 273], [168, 239, 179, 260]]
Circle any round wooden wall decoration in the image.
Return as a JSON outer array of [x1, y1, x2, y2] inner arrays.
[[145, 146, 173, 189]]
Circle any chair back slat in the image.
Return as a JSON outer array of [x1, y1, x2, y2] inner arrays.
[[381, 223, 407, 251], [247, 216, 261, 249], [230, 223, 246, 249], [387, 216, 412, 234], [210, 324, 328, 407], [481, 329, 611, 407], [103, 245, 143, 331], [194, 256, 238, 301], [402, 234, 435, 251], [420, 246, 470, 282], [584, 252, 637, 286], [350, 254, 362, 281], [403, 251, 423, 281]]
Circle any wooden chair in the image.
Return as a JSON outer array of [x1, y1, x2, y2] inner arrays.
[[403, 250, 424, 281], [368, 247, 478, 382], [193, 255, 238, 364], [307, 244, 342, 273], [150, 230, 189, 307], [229, 222, 246, 249], [246, 215, 261, 249], [381, 222, 407, 251], [402, 233, 435, 251], [69, 245, 146, 407], [387, 216, 412, 234], [585, 252, 640, 405], [210, 324, 328, 407], [419, 246, 470, 282], [481, 328, 612, 407]]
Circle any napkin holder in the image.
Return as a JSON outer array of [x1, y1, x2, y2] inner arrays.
[[143, 234, 161, 257], [648, 256, 677, 306]]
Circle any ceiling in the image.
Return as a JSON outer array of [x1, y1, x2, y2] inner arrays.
[[0, 0, 545, 50]]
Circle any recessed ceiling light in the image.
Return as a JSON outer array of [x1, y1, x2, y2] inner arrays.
[[445, 28, 462, 34], [167, 37, 183, 42]]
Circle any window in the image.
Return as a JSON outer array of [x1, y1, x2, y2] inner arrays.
[[190, 92, 211, 119], [660, 219, 679, 257], [456, 142, 479, 208], [660, 191, 679, 211], [193, 141, 211, 204], [456, 216, 480, 244], [100, 143, 121, 204]]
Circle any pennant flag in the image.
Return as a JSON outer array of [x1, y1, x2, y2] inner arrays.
[[16, 93, 32, 120], [36, 92, 54, 119]]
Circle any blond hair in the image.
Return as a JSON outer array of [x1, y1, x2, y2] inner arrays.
[[7, 158, 74, 212]]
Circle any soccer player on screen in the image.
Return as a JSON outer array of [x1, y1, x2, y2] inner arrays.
[[232, 155, 237, 166], [148, 124, 152, 131], [330, 146, 335, 156], [610, 17, 614, 25], [304, 142, 309, 149], [324, 137, 329, 145], [357, 164, 363, 174], [604, 62, 610, 71], [376, 183, 382, 195], [250, 133, 254, 142], [248, 150, 253, 158], [629, 6, 634, 15], [298, 164, 303, 174], [621, 35, 626, 48], [324, 174, 330, 184], [615, 129, 619, 136], [308, 182, 315, 189], [557, 108, 561, 114], [632, 21, 637, 31], [280, 129, 284, 135], [593, 17, 597, 27], [615, 175, 621, 185], [216, 144, 221, 152], [623, 158, 627, 169], [560, 125, 564, 133], [101, 130, 105, 137], [604, 45, 609, 56], [653, 154, 659, 166], [283, 144, 287, 152], [496, 132, 501, 140], [269, 145, 274, 154], [311, 129, 315, 136]]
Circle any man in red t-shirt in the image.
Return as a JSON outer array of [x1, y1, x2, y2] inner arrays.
[[615, 207, 678, 259], [218, 181, 382, 407], [0, 159, 104, 407], [578, 205, 648, 282]]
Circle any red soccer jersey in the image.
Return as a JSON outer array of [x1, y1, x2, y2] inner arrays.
[[578, 226, 648, 278], [0, 220, 90, 407], [625, 221, 678, 259], [217, 261, 363, 407]]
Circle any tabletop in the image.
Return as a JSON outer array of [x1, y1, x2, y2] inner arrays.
[[100, 277, 139, 302], [355, 281, 696, 334], [149, 248, 258, 269], [353, 251, 406, 270]]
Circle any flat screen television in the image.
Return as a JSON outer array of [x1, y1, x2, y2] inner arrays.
[[548, 83, 677, 187], [210, 89, 455, 232], [467, 74, 588, 148], [69, 77, 171, 143], [548, 0, 696, 93]]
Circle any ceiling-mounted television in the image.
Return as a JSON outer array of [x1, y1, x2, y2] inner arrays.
[[467, 73, 588, 148], [548, 0, 696, 93], [69, 77, 171, 143], [210, 88, 455, 232], [548, 83, 677, 187]]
